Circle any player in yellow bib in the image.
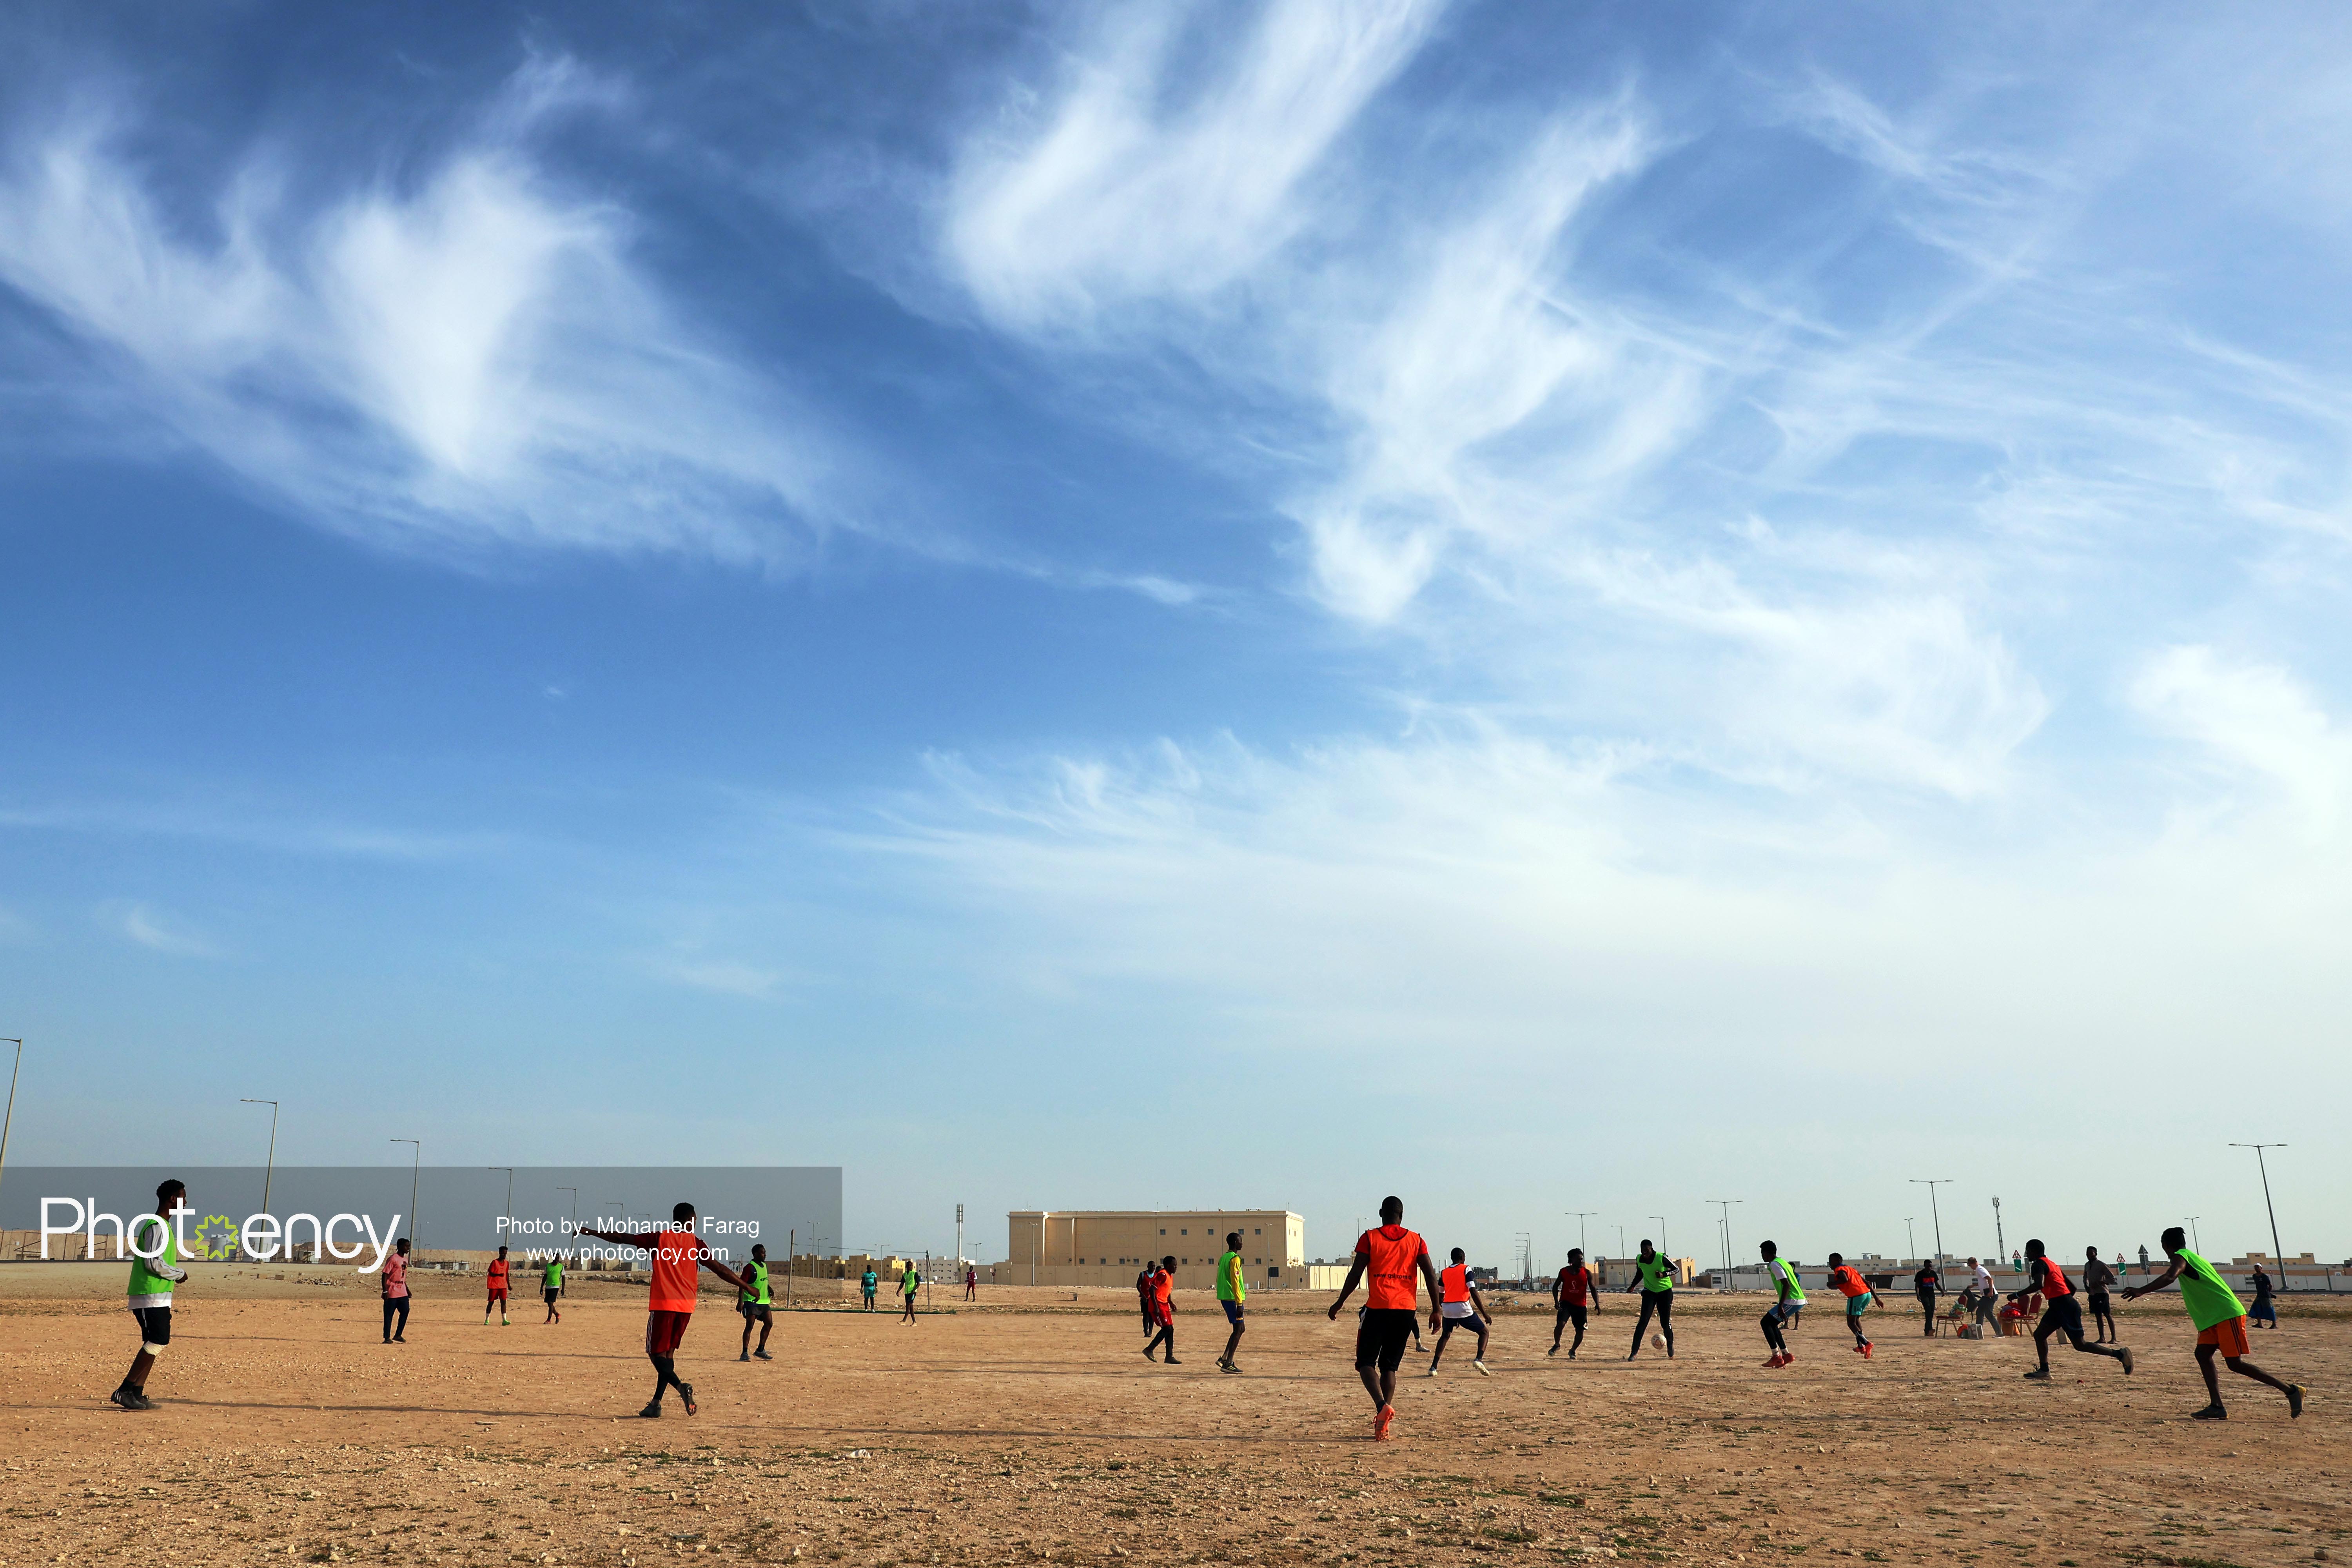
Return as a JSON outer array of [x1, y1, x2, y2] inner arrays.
[[112, 1178, 192, 1411], [1215, 1232, 1248, 1374], [1758, 1240, 1805, 1368], [2123, 1226, 2304, 1421]]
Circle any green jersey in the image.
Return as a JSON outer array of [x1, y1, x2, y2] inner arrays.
[[901, 1267, 920, 1297], [127, 1215, 181, 1300], [1216, 1249, 1245, 1303], [1768, 1257, 1806, 1305], [542, 1259, 564, 1290], [862, 1270, 878, 1294], [739, 1261, 771, 1306], [1635, 1254, 1676, 1293], [2174, 1250, 2246, 1331]]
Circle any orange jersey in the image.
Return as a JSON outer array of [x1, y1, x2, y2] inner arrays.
[[2036, 1258, 2072, 1299], [1153, 1268, 1174, 1306], [486, 1259, 509, 1290], [650, 1227, 709, 1313], [1829, 1265, 1868, 1298], [1356, 1226, 1428, 1311], [1440, 1263, 1470, 1303]]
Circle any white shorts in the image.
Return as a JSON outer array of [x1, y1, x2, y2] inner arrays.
[[1440, 1301, 1478, 1320]]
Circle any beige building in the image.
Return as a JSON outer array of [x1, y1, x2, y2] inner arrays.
[[1002, 1210, 1305, 1291]]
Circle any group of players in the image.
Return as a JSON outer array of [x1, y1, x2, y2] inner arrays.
[[103, 1182, 2311, 1440]]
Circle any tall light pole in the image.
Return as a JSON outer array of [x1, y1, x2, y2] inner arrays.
[[1904, 1218, 1917, 1263], [0, 1039, 23, 1223], [1650, 1216, 1667, 1259], [557, 1187, 578, 1236], [2187, 1215, 2201, 1255], [955, 1203, 964, 1272], [1991, 1196, 2005, 1272], [488, 1167, 514, 1254], [1565, 1211, 1595, 1258], [1706, 1200, 1741, 1282], [1909, 1179, 1950, 1263], [2229, 1143, 2288, 1269], [391, 1140, 420, 1254], [241, 1100, 279, 1225]]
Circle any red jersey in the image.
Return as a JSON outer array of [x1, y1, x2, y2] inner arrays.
[[1829, 1265, 1869, 1298], [1355, 1226, 1428, 1311], [1152, 1267, 1174, 1306], [2034, 1257, 2072, 1300], [650, 1227, 709, 1313], [486, 1258, 509, 1291], [1439, 1263, 1470, 1304], [1555, 1265, 1592, 1307]]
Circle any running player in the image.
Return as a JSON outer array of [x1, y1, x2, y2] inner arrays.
[[2012, 1238, 2132, 1381], [1326, 1196, 1445, 1441], [1913, 1258, 1941, 1337], [737, 1244, 774, 1361], [1215, 1232, 1247, 1374], [1825, 1254, 1875, 1358], [1759, 1240, 1804, 1368], [1428, 1249, 1491, 1377], [899, 1261, 921, 1323], [1144, 1255, 1179, 1363], [1549, 1248, 1597, 1359], [578, 1203, 750, 1417], [1624, 1240, 1676, 1359], [2122, 1226, 2302, 1420], [861, 1264, 879, 1311], [111, 1178, 192, 1410], [541, 1252, 564, 1324], [2082, 1246, 2118, 1343], [484, 1245, 511, 1326], [381, 1238, 412, 1343]]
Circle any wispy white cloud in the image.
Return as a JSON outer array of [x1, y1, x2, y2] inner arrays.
[[107, 901, 222, 958], [944, 0, 1443, 330], [648, 956, 785, 1001], [2132, 645, 2352, 842], [0, 62, 843, 566]]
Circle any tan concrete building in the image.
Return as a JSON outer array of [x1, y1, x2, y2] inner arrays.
[[1001, 1210, 1305, 1291]]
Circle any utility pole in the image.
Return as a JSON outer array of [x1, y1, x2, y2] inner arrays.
[[0, 1039, 25, 1227], [956, 1203, 964, 1276], [1650, 1216, 1667, 1259], [2229, 1143, 2289, 1271], [1904, 1218, 1917, 1263], [488, 1167, 514, 1255], [2187, 1215, 2201, 1255], [1706, 1200, 1741, 1285], [392, 1139, 421, 1257], [1564, 1211, 1595, 1258], [1909, 1179, 1950, 1263], [557, 1187, 577, 1249], [1991, 1196, 2005, 1273]]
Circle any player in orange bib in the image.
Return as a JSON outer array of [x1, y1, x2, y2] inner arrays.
[[1328, 1196, 1446, 1441], [579, 1203, 751, 1418], [2012, 1238, 2132, 1382], [1428, 1249, 1492, 1377], [483, 1245, 511, 1326], [1824, 1253, 1875, 1359]]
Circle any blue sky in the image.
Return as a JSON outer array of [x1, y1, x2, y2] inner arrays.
[[4, 2, 2349, 1273]]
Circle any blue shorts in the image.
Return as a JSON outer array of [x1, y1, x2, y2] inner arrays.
[[1766, 1300, 1800, 1324], [1221, 1299, 1244, 1324]]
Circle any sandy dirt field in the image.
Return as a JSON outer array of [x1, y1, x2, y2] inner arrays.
[[1, 1267, 2342, 1567]]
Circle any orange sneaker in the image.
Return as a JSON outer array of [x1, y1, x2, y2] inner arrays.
[[1374, 1404, 1396, 1442], [1861, 1343, 1873, 1360], [1762, 1353, 1782, 1368]]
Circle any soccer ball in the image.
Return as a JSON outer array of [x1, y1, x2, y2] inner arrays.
[[1650, 1333, 1666, 1350]]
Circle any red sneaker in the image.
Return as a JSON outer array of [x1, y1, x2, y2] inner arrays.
[[1374, 1405, 1396, 1442], [1762, 1353, 1783, 1368], [1861, 1343, 1873, 1360]]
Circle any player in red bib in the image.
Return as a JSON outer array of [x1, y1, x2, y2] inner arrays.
[[1550, 1248, 1597, 1359], [1328, 1196, 1446, 1442], [2012, 1238, 2132, 1382], [1143, 1255, 1179, 1364], [1824, 1253, 1875, 1359], [1428, 1248, 1492, 1377], [483, 1245, 511, 1326], [579, 1202, 751, 1417]]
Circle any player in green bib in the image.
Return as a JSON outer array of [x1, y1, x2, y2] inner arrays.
[[899, 1263, 922, 1324], [737, 1244, 775, 1361], [2124, 1226, 2304, 1421], [1214, 1232, 1247, 1374], [1624, 1239, 1677, 1359], [542, 1254, 565, 1324], [1758, 1240, 1805, 1368], [112, 1178, 192, 1412]]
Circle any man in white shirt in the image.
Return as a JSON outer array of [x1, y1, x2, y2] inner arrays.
[[1969, 1257, 1998, 1334]]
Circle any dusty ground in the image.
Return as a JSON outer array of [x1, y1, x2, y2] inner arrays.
[[1, 1267, 2343, 1566]]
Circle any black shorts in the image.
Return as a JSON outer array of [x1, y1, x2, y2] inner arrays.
[[544, 1289, 561, 1304], [739, 1301, 772, 1324], [2037, 1295, 2086, 1345], [1555, 1303, 1587, 1328], [1355, 1308, 1418, 1373], [131, 1303, 172, 1347], [2087, 1291, 2111, 1314]]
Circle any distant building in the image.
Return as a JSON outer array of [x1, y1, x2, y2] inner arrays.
[[1002, 1210, 1305, 1291]]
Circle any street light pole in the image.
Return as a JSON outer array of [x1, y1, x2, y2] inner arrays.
[[1991, 1196, 2005, 1272], [1909, 1179, 1950, 1263], [1905, 1218, 1917, 1263], [391, 1140, 421, 1256], [488, 1167, 514, 1254], [2229, 1144, 2289, 1272], [1706, 1200, 1741, 1284], [2187, 1215, 2201, 1255], [557, 1187, 577, 1238], [241, 1100, 279, 1225], [0, 1039, 23, 1224], [1565, 1211, 1595, 1258]]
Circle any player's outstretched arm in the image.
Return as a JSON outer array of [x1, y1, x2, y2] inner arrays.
[[1327, 1257, 1368, 1320], [701, 1255, 748, 1294], [2122, 1259, 2183, 1301]]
